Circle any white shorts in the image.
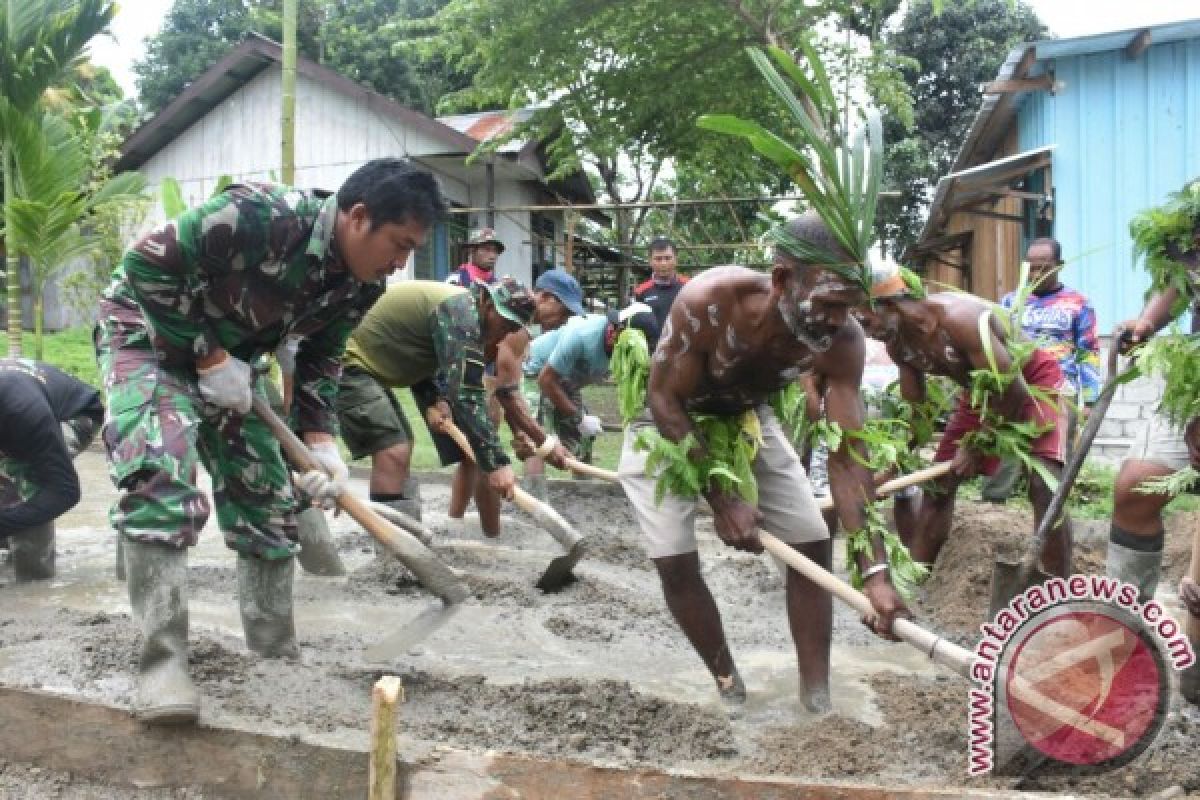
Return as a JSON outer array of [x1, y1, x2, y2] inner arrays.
[[617, 407, 829, 559], [1125, 411, 1190, 471]]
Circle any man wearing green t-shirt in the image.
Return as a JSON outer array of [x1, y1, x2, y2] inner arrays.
[[337, 278, 535, 535]]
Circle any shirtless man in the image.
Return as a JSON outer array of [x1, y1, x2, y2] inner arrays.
[[617, 213, 909, 713], [856, 269, 1071, 577]]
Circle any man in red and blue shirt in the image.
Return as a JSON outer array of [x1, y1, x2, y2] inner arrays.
[[633, 237, 687, 348], [983, 237, 1101, 502]]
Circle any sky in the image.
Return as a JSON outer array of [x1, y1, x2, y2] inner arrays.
[[88, 0, 1199, 99]]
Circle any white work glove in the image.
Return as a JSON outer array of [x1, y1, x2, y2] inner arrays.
[[295, 441, 349, 508], [578, 414, 604, 438], [196, 354, 254, 414]]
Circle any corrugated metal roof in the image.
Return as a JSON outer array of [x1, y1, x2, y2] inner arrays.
[[910, 16, 1200, 259], [437, 108, 539, 154]]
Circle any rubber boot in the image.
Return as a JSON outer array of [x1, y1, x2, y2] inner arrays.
[[124, 539, 199, 724], [10, 522, 55, 582], [237, 555, 301, 659], [294, 507, 346, 576], [1106, 528, 1163, 604]]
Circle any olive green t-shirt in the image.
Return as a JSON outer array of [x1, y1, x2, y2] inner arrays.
[[343, 281, 464, 387]]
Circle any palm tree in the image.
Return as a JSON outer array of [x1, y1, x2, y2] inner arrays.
[[0, 0, 116, 355], [4, 109, 144, 358]]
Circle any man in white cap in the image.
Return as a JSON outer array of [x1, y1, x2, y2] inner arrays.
[[449, 227, 504, 288]]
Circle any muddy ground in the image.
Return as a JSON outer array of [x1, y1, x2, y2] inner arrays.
[[1, 450, 1198, 797]]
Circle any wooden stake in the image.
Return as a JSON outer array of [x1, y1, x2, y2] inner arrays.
[[368, 676, 404, 800]]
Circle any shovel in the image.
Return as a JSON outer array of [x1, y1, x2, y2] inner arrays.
[[251, 396, 470, 605], [441, 422, 587, 592], [760, 530, 973, 679], [988, 344, 1132, 617]]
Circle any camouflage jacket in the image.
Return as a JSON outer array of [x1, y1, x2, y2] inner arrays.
[[105, 183, 384, 434]]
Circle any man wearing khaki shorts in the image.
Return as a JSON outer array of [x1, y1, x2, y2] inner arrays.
[[617, 213, 910, 715]]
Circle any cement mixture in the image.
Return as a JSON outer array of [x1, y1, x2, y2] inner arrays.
[[1, 450, 1199, 797]]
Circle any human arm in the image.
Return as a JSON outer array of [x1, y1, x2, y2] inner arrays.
[[495, 330, 568, 469], [648, 302, 763, 552], [1115, 288, 1183, 351], [819, 329, 910, 636], [1186, 416, 1200, 471]]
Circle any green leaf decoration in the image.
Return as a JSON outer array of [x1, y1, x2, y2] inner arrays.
[[696, 41, 885, 297], [610, 327, 650, 425]]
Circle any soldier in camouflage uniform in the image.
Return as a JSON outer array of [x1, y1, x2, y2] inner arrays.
[[96, 158, 445, 724], [0, 359, 104, 582], [337, 277, 535, 537]]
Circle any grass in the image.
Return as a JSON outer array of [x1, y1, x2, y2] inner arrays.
[[0, 327, 99, 387], [24, 328, 1200, 514]]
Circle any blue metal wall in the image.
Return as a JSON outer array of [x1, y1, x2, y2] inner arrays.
[[1017, 36, 1200, 332]]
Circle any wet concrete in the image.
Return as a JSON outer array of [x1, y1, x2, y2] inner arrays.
[[0, 450, 1072, 796]]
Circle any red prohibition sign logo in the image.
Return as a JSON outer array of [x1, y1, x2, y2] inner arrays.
[[1003, 607, 1168, 767]]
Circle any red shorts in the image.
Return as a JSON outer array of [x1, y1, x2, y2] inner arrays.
[[934, 348, 1068, 475]]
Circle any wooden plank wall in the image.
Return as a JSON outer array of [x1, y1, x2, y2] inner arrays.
[[922, 126, 1026, 301]]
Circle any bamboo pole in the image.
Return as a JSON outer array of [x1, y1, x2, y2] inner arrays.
[[368, 676, 404, 800], [280, 0, 297, 185], [445, 192, 901, 215]]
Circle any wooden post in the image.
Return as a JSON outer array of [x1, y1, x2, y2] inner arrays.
[[280, 0, 297, 185], [563, 212, 577, 274], [368, 676, 404, 800]]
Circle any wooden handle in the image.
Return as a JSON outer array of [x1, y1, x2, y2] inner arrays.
[[564, 457, 619, 483], [759, 530, 973, 680], [251, 396, 469, 603], [816, 461, 954, 511]]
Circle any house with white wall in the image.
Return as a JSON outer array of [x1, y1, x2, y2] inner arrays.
[[113, 33, 598, 291]]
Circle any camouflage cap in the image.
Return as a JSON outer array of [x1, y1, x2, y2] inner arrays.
[[467, 227, 505, 253], [481, 275, 536, 328]]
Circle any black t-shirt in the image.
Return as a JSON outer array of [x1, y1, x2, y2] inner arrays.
[[0, 359, 103, 535], [633, 276, 688, 349]]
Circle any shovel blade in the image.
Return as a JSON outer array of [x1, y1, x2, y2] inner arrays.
[[535, 540, 586, 593], [989, 559, 1053, 619], [364, 602, 468, 663]]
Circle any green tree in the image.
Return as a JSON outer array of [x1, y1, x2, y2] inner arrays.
[[133, 0, 466, 116], [5, 109, 145, 358], [0, 0, 117, 355], [878, 0, 1045, 256], [423, 0, 914, 292]]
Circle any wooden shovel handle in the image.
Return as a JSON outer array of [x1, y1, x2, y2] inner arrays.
[[759, 530, 973, 680], [251, 396, 469, 602], [442, 422, 544, 513], [564, 457, 619, 483], [816, 461, 955, 511]]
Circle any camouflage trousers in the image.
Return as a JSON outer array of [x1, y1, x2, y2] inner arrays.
[[0, 457, 34, 515], [95, 299, 298, 560], [522, 377, 593, 463]]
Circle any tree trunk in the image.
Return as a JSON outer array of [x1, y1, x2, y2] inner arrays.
[[4, 145, 22, 357], [33, 291, 43, 361]]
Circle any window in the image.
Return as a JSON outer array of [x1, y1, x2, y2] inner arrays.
[[412, 208, 467, 281], [531, 213, 556, 282]]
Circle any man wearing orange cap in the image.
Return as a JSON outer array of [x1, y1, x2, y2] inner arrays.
[[855, 269, 1072, 579]]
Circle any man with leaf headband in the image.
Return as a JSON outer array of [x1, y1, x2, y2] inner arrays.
[[617, 213, 910, 714], [855, 267, 1072, 578], [645, 42, 917, 713], [1108, 179, 1200, 705]]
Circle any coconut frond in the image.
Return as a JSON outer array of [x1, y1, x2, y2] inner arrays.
[[696, 40, 885, 296]]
